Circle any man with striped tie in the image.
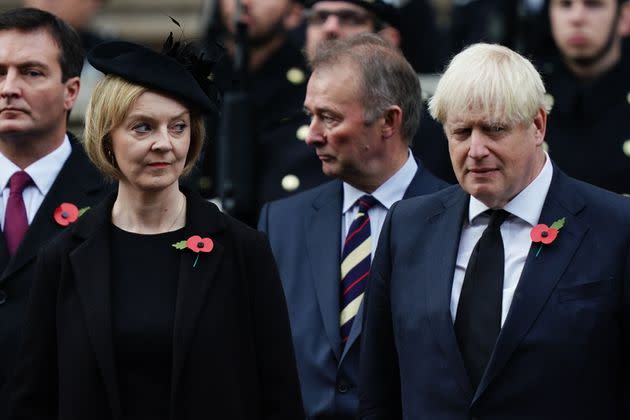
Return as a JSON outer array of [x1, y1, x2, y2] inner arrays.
[[258, 33, 448, 419]]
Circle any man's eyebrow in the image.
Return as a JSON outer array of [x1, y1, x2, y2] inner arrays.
[[18, 60, 49, 68]]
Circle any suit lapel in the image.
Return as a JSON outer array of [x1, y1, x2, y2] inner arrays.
[[1, 136, 107, 283], [474, 171, 588, 402], [342, 165, 445, 359], [69, 194, 121, 419], [424, 188, 472, 394], [170, 191, 226, 405], [306, 182, 343, 361]]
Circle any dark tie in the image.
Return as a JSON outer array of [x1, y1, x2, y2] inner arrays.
[[340, 194, 378, 347], [455, 209, 509, 389], [4, 171, 32, 257]]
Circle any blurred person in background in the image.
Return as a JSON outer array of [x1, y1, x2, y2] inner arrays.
[[537, 0, 630, 194], [199, 0, 327, 225]]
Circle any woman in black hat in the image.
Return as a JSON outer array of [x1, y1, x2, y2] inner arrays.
[[7, 37, 304, 420]]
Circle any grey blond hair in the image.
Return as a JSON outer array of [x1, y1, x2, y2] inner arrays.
[[429, 43, 550, 126], [309, 33, 422, 144]]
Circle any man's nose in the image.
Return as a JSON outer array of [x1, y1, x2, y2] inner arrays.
[[0, 69, 21, 99]]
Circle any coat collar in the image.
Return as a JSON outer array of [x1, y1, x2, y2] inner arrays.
[[307, 181, 344, 361], [68, 187, 228, 418]]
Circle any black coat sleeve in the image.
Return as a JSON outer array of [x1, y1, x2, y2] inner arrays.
[[246, 230, 304, 419], [7, 242, 62, 419]]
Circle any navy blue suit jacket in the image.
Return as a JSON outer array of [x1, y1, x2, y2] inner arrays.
[[359, 168, 630, 419], [258, 162, 447, 419]]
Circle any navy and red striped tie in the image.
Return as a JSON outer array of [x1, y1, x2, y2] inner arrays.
[[340, 194, 378, 348]]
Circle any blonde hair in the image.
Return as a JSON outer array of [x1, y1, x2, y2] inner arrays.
[[429, 43, 550, 126], [83, 75, 205, 180]]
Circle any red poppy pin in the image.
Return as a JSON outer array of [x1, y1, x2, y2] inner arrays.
[[172, 235, 214, 267], [53, 202, 89, 226], [530, 217, 565, 257]]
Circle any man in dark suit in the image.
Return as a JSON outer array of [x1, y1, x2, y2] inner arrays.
[[258, 34, 447, 419], [359, 42, 630, 419], [0, 8, 108, 414]]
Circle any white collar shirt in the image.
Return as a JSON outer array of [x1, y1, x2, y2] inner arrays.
[[341, 151, 418, 257], [0, 135, 72, 229], [451, 153, 553, 326]]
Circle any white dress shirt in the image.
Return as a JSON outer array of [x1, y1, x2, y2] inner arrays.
[[451, 154, 553, 326], [0, 135, 72, 229], [341, 151, 418, 256]]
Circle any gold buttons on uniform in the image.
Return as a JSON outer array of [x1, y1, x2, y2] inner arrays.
[[286, 67, 306, 85], [623, 139, 630, 157], [296, 125, 309, 141], [544, 93, 554, 113], [281, 174, 300, 192]]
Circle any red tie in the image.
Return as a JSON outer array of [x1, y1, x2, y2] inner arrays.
[[4, 171, 32, 256]]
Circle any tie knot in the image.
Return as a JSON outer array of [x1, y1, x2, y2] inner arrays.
[[487, 209, 509, 230], [9, 171, 32, 195], [357, 195, 378, 212]]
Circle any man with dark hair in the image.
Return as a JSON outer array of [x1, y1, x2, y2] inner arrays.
[[258, 33, 447, 419], [540, 0, 630, 194], [0, 8, 108, 414]]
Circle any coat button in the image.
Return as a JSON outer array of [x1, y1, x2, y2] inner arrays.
[[0, 290, 7, 305], [281, 174, 300, 192], [286, 67, 306, 85], [337, 382, 349, 393], [296, 125, 309, 141]]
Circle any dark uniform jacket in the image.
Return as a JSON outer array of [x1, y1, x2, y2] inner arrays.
[[0, 134, 110, 417], [201, 40, 327, 224], [541, 54, 630, 195]]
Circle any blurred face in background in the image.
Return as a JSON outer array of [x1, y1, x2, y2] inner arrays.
[[23, 0, 104, 30], [219, 0, 301, 47], [549, 0, 628, 72], [305, 1, 376, 61]]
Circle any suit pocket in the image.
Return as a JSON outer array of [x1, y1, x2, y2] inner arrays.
[[557, 280, 605, 303]]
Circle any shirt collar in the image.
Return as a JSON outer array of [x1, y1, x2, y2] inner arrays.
[[468, 152, 553, 226], [342, 150, 418, 214], [0, 135, 72, 195]]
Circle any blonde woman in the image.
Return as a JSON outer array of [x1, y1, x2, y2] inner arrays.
[[8, 38, 303, 420]]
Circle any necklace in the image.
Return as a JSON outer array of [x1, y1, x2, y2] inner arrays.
[[165, 194, 185, 232]]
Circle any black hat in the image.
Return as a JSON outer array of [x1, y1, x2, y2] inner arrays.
[[303, 0, 399, 27], [88, 36, 220, 114]]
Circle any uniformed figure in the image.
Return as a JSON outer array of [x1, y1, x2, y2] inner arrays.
[[199, 0, 327, 224], [539, 0, 630, 194], [449, 0, 551, 58]]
